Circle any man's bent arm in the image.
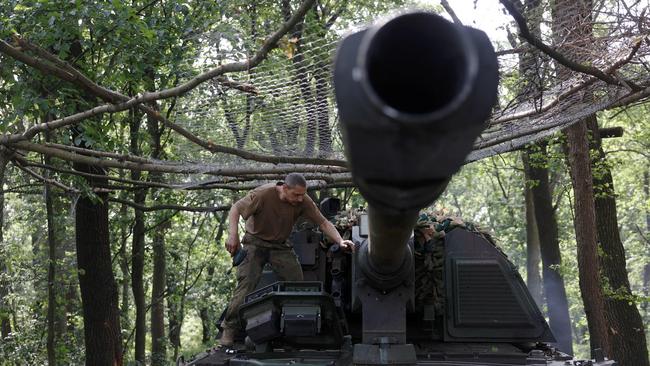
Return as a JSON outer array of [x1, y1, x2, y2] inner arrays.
[[226, 205, 241, 255], [319, 221, 355, 252]]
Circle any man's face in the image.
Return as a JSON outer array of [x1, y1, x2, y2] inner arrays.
[[283, 185, 306, 206]]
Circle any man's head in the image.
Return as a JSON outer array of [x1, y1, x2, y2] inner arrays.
[[281, 173, 307, 206]]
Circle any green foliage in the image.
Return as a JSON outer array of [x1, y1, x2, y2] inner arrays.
[[1, 0, 649, 363]]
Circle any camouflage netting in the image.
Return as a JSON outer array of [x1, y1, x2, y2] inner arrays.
[[3, 1, 650, 191], [331, 209, 501, 315], [164, 1, 650, 178]]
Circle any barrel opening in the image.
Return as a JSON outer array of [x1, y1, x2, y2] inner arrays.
[[364, 13, 472, 115]]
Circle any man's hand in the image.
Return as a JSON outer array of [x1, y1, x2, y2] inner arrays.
[[339, 239, 355, 253], [320, 221, 356, 253], [225, 234, 240, 256]]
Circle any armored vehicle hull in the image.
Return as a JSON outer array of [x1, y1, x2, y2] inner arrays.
[[180, 212, 615, 366]]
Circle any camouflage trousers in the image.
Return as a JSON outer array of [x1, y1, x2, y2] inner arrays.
[[223, 233, 303, 330]]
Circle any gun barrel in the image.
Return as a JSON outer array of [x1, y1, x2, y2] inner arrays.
[[366, 206, 418, 274], [334, 11, 498, 281]]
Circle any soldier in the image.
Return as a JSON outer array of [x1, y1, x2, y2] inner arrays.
[[220, 172, 354, 346]]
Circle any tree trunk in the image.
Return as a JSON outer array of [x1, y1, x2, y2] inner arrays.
[[62, 202, 80, 338], [167, 269, 182, 358], [65, 36, 122, 363], [640, 169, 650, 324], [516, 0, 543, 310], [0, 153, 12, 338], [522, 153, 542, 306], [177, 281, 188, 361], [167, 216, 205, 360], [69, 68, 122, 361], [56, 199, 75, 338], [242, 94, 254, 149], [644, 263, 650, 321], [150, 225, 167, 366], [586, 117, 649, 366], [523, 143, 574, 355], [75, 190, 123, 365], [31, 230, 44, 310], [128, 108, 147, 364], [564, 121, 610, 357], [131, 191, 146, 365], [118, 200, 130, 333], [147, 99, 167, 365], [295, 41, 316, 157], [151, 143, 170, 365], [552, 0, 611, 357], [45, 130, 57, 366], [199, 306, 212, 345], [200, 212, 227, 344], [72, 148, 122, 365]]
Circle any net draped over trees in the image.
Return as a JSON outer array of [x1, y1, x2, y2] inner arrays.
[[1, 0, 648, 192]]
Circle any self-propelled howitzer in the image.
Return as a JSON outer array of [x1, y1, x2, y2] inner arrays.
[[180, 11, 617, 366]]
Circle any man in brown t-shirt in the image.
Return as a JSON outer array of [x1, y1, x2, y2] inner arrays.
[[220, 173, 354, 346]]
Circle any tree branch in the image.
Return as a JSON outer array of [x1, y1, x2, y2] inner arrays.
[[496, 47, 526, 56], [0, 183, 42, 194], [633, 224, 650, 246], [42, 142, 166, 164], [607, 85, 650, 109], [214, 76, 258, 94], [324, 0, 349, 30], [440, 0, 463, 25], [109, 197, 229, 212], [11, 159, 78, 193], [0, 0, 347, 167], [15, 156, 353, 191], [8, 140, 348, 176], [499, 0, 642, 90]]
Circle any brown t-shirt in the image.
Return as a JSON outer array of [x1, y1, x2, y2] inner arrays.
[[234, 182, 327, 245]]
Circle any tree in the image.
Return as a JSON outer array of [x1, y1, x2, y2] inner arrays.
[[0, 152, 12, 339], [73, 119, 123, 364], [510, 0, 573, 353], [45, 130, 57, 366], [564, 120, 610, 357], [551, 0, 611, 357], [74, 187, 123, 365], [523, 182, 542, 306], [150, 219, 168, 365], [586, 117, 649, 366], [523, 143, 574, 354], [148, 87, 167, 366], [642, 168, 650, 321], [129, 110, 147, 365]]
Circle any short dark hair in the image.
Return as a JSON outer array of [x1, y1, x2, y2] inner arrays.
[[285, 173, 307, 188]]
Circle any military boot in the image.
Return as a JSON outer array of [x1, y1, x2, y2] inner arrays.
[[219, 328, 235, 347]]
